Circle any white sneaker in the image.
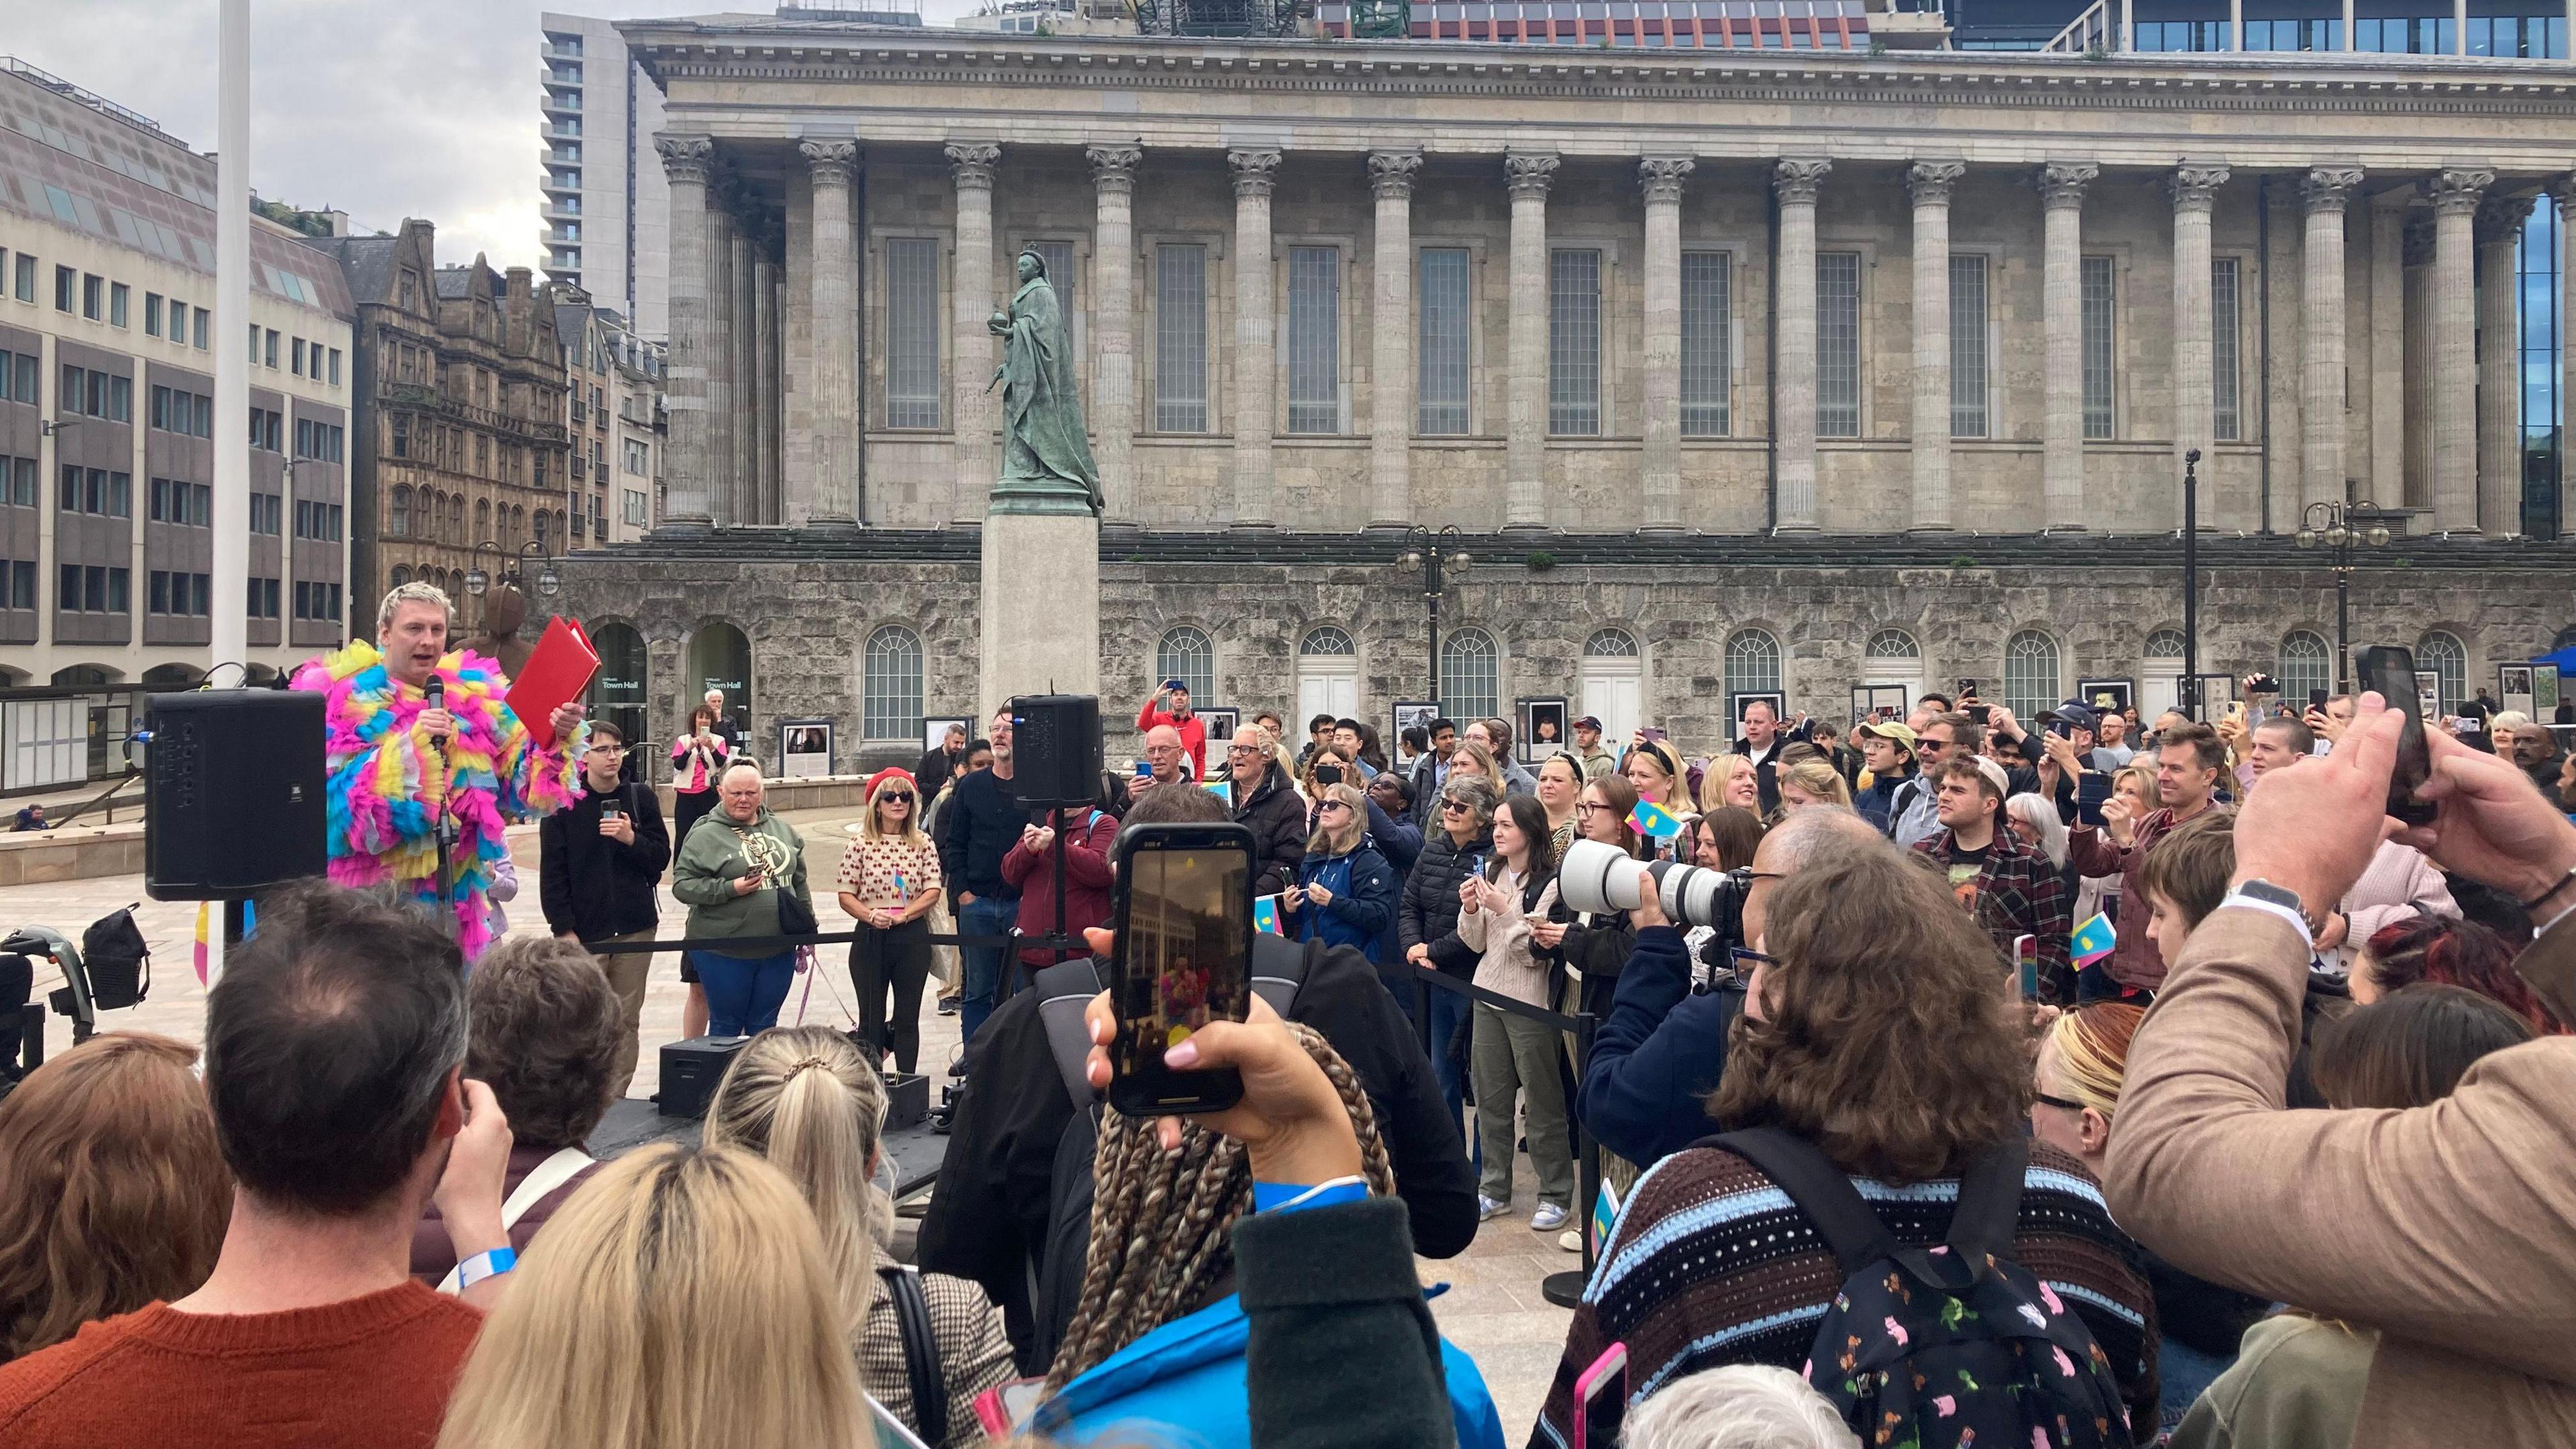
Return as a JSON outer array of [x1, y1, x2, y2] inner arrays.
[[1558, 1228, 1582, 1252], [1477, 1195, 1509, 1222], [1531, 1201, 1569, 1232]]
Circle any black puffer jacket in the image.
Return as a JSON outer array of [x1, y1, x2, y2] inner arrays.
[[1233, 761, 1309, 898], [1397, 826, 1492, 979]]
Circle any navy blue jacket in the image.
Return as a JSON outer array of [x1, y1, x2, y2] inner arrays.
[[937, 766, 1026, 903], [1364, 798, 1424, 879], [1576, 925, 1746, 1169], [1291, 841, 1400, 963]]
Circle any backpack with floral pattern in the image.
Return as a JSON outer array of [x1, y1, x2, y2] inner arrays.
[[1706, 1128, 2135, 1449]]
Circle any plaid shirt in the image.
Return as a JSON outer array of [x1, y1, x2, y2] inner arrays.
[[1914, 824, 2074, 1004]]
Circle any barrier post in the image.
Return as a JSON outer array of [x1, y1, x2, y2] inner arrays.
[[1540, 1008, 1600, 1308]]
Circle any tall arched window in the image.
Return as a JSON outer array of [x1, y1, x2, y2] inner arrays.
[[1724, 629, 1781, 717], [2003, 630, 2061, 720], [588, 621, 649, 751], [390, 566, 411, 588], [474, 498, 490, 539], [1441, 628, 1500, 722], [686, 623, 753, 741], [533, 509, 549, 552], [389, 486, 411, 538], [1155, 627, 1216, 704], [2279, 631, 2332, 703], [2417, 631, 2468, 714], [863, 625, 924, 741]]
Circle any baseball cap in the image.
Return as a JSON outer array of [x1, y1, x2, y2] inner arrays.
[[1970, 756, 2012, 800], [1572, 715, 1603, 731], [2038, 700, 2100, 733], [1854, 720, 1918, 749]]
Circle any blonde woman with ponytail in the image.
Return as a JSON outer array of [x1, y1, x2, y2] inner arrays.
[[434, 1142, 870, 1449], [705, 1026, 1013, 1447]]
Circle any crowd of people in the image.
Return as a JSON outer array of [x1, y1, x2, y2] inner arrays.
[[4, 579, 2576, 1449]]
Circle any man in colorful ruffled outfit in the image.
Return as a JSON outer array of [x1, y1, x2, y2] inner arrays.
[[292, 582, 585, 960]]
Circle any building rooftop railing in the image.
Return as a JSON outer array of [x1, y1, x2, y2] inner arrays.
[[0, 56, 168, 140]]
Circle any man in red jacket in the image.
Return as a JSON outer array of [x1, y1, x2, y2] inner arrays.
[[1001, 802, 1121, 977], [1136, 679, 1208, 780]]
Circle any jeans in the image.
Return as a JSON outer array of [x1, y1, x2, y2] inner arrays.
[[1471, 1000, 1575, 1210], [691, 948, 796, 1037], [853, 917, 933, 1075], [957, 894, 1019, 1044], [1424, 983, 1474, 1161]]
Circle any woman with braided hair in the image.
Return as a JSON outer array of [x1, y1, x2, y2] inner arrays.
[[1025, 974, 1505, 1449]]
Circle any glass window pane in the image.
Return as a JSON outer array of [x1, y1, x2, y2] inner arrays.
[[1155, 244, 1208, 432], [1418, 248, 1472, 435], [885, 237, 941, 427], [2279, 631, 2332, 700], [2212, 257, 2242, 441], [2417, 631, 2467, 713], [1548, 249, 1601, 435], [1287, 246, 1340, 434], [1156, 626, 1217, 702], [1441, 628, 1500, 722], [2082, 256, 2116, 439], [2005, 630, 2061, 720], [1680, 251, 1730, 437], [863, 627, 924, 741], [1949, 254, 1988, 438], [1725, 629, 1782, 716], [1817, 252, 1861, 437]]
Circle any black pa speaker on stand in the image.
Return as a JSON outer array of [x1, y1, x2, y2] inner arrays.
[[1010, 694, 1102, 808], [146, 689, 328, 901]]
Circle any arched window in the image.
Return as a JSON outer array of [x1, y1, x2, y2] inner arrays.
[[1155, 627, 1216, 704], [863, 625, 924, 741], [686, 623, 753, 745], [2418, 631, 2468, 714], [1723, 629, 1781, 717], [1862, 627, 1923, 707], [588, 621, 648, 749], [533, 510, 549, 551], [1300, 626, 1356, 657], [389, 486, 411, 538], [2145, 629, 2188, 660], [1441, 628, 1501, 723], [2279, 630, 2332, 703], [1866, 628, 1919, 660], [1585, 627, 1639, 657], [2004, 629, 2061, 720], [474, 498, 490, 539], [390, 566, 411, 588]]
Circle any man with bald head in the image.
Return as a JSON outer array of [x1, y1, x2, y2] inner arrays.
[[1132, 724, 1191, 794], [1579, 808, 1885, 1167]]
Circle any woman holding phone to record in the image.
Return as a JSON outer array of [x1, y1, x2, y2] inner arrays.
[[838, 769, 943, 1074]]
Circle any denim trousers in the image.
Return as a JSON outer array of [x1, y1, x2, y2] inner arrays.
[[957, 894, 1019, 1044], [692, 948, 796, 1037]]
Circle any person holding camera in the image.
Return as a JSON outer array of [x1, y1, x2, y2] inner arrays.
[[538, 719, 669, 1096], [1135, 680, 1208, 782]]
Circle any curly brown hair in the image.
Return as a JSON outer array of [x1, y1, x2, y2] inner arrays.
[[466, 936, 625, 1151], [1709, 835, 2031, 1183]]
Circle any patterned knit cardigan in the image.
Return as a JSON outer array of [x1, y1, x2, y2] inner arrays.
[[292, 641, 580, 959], [1531, 1141, 2161, 1447]]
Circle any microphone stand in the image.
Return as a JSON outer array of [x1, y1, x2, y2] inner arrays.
[[425, 678, 457, 936]]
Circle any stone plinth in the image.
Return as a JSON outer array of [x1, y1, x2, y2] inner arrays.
[[979, 510, 1100, 710]]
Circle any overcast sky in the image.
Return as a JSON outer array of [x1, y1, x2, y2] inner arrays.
[[11, 1, 979, 271]]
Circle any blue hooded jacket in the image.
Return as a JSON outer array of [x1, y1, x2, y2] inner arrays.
[[1289, 839, 1399, 963], [1031, 1285, 1505, 1449]]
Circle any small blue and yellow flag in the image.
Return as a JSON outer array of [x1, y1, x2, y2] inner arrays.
[[1591, 1175, 1624, 1254], [1628, 799, 1685, 839], [2071, 912, 2117, 966], [1253, 894, 1283, 936]]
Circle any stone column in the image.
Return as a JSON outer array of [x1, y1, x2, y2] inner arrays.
[[801, 138, 861, 527], [2040, 162, 2097, 531], [1368, 150, 1422, 529], [2427, 167, 2489, 532], [731, 225, 759, 523], [2300, 167, 2361, 515], [653, 135, 714, 528], [706, 205, 739, 525], [1638, 156, 1694, 531], [2368, 201, 2405, 500], [753, 252, 782, 523], [2403, 215, 2434, 508], [1229, 148, 1283, 529], [1907, 161, 1964, 533], [1772, 158, 1830, 533], [947, 142, 1001, 524], [2477, 192, 2534, 537], [1505, 152, 1558, 529], [2169, 165, 2225, 519], [1087, 144, 1142, 521]]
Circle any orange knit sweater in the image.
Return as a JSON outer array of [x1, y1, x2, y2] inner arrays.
[[0, 1281, 481, 1448]]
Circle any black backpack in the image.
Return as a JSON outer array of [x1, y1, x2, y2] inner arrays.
[[1702, 1128, 2136, 1449], [1022, 935, 1323, 1370]]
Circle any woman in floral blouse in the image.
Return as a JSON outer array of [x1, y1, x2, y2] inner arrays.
[[837, 768, 944, 1073]]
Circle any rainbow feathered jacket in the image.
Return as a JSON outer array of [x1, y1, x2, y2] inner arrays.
[[291, 641, 582, 959]]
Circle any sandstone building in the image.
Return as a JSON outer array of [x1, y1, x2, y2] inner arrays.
[[555, 13, 2576, 769]]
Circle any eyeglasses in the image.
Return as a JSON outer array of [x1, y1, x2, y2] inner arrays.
[[1574, 801, 1605, 816], [1729, 947, 1778, 971], [1226, 744, 1261, 755], [1440, 800, 1472, 815], [879, 792, 914, 804], [1316, 800, 1352, 814], [2032, 1091, 2090, 1114], [587, 742, 625, 755]]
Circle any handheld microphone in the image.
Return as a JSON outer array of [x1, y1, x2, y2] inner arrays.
[[424, 676, 447, 746]]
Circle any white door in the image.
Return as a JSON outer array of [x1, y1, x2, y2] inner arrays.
[[2139, 672, 2181, 721], [1580, 665, 1642, 745], [1296, 664, 1358, 725]]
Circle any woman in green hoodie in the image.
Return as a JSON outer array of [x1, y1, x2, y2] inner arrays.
[[672, 764, 815, 1036]]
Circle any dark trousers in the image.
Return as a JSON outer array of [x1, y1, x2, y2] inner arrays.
[[852, 917, 933, 1075], [673, 788, 718, 854]]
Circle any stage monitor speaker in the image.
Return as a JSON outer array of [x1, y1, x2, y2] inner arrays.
[[1011, 694, 1102, 807], [659, 1034, 750, 1118], [145, 689, 328, 902]]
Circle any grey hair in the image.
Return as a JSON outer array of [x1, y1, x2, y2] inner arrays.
[[2006, 792, 2070, 869], [1759, 803, 1878, 873], [1440, 773, 1500, 823], [1622, 1365, 1860, 1449], [375, 580, 453, 632], [719, 761, 764, 788]]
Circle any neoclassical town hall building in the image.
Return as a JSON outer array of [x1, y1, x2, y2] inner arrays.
[[557, 9, 2576, 767]]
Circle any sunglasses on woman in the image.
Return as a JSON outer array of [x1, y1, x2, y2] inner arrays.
[[880, 792, 914, 804]]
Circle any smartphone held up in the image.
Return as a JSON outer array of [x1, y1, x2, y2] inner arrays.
[[2357, 645, 2437, 828], [1107, 822, 1258, 1117]]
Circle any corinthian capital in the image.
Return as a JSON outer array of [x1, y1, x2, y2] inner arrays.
[[2427, 166, 2494, 219], [1773, 158, 1831, 205], [1906, 160, 1966, 207], [798, 138, 860, 186], [1087, 143, 1144, 195], [1368, 149, 1424, 199], [1506, 152, 1560, 200], [2302, 165, 2363, 215], [945, 142, 1001, 190], [2167, 164, 2229, 213], [654, 133, 714, 185], [2038, 161, 2098, 209], [1638, 156, 1696, 205], [1228, 148, 1284, 199]]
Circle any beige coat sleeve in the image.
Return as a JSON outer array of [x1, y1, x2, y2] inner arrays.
[[2106, 906, 2576, 1385]]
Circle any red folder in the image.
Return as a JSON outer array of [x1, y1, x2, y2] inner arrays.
[[504, 616, 600, 749]]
